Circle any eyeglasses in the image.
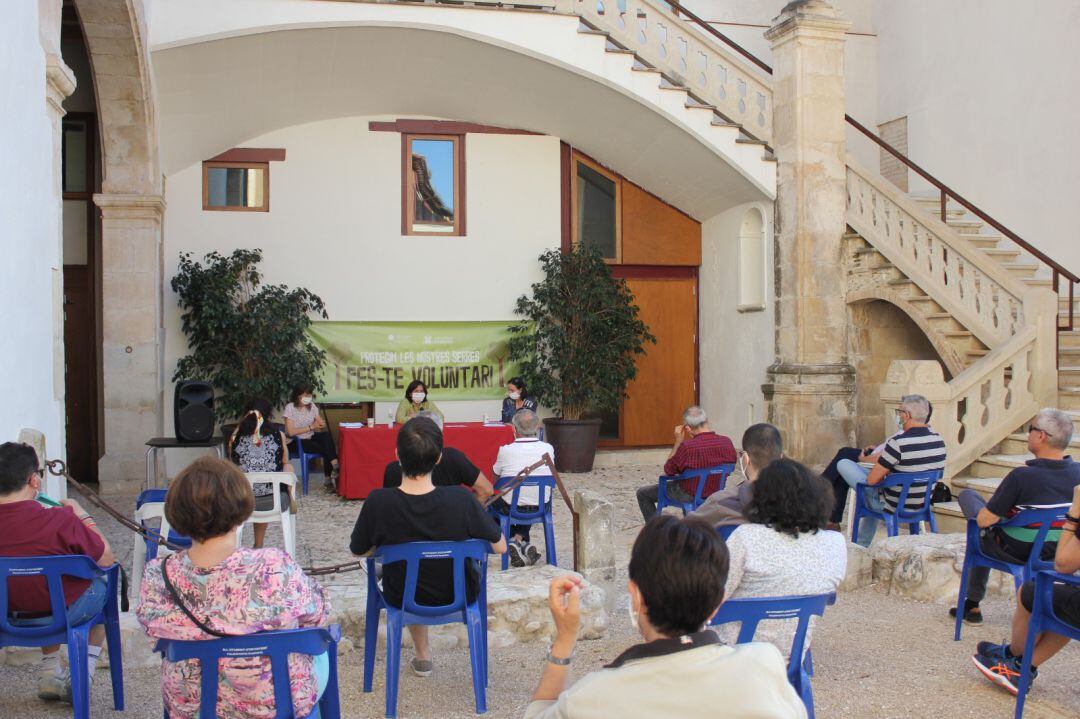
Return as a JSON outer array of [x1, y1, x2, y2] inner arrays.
[[1028, 424, 1053, 437]]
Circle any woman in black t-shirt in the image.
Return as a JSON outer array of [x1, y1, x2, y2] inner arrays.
[[350, 417, 505, 677]]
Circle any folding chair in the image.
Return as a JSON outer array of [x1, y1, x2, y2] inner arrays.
[[850, 469, 943, 543], [154, 624, 342, 719], [491, 475, 558, 570], [363, 540, 491, 717], [242, 472, 297, 557], [710, 592, 837, 719], [0, 557, 123, 719], [1014, 570, 1080, 719], [953, 506, 1066, 640], [656, 464, 736, 516]]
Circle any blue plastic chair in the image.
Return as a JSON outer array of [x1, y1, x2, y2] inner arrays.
[[953, 506, 1067, 640], [491, 475, 558, 570], [293, 437, 317, 495], [154, 624, 342, 719], [710, 593, 836, 719], [1014, 570, 1080, 719], [363, 540, 491, 717], [850, 469, 943, 543], [0, 556, 123, 719], [656, 464, 736, 516]]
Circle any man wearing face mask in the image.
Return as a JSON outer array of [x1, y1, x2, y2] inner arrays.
[[691, 423, 783, 529], [524, 515, 806, 718], [836, 394, 946, 547]]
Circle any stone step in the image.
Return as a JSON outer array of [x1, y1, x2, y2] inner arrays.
[[950, 474, 1005, 499], [911, 196, 966, 218], [931, 500, 968, 534], [981, 248, 1022, 263], [1059, 366, 1080, 387], [966, 236, 1003, 249], [1059, 390, 1080, 411], [947, 220, 985, 235], [1000, 432, 1080, 455], [1058, 331, 1080, 350], [1001, 262, 1040, 279], [1065, 409, 1080, 433], [969, 454, 1029, 478]]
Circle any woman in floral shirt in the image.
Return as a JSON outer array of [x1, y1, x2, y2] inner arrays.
[[137, 457, 330, 719]]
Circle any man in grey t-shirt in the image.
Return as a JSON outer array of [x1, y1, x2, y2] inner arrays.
[[692, 423, 783, 528]]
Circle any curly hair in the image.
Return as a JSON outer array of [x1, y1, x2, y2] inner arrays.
[[744, 458, 833, 538]]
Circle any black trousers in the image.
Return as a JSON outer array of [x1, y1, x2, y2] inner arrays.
[[822, 447, 863, 523], [291, 431, 337, 469]]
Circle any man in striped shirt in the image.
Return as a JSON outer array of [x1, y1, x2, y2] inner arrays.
[[836, 394, 947, 546], [636, 406, 737, 522]]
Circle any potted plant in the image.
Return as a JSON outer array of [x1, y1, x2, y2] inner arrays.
[[171, 249, 328, 428], [508, 245, 654, 471]]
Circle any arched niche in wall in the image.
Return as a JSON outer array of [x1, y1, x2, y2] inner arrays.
[[737, 205, 766, 312]]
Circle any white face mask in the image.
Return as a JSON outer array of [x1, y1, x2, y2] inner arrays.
[[301, 396, 313, 406], [508, 391, 521, 401], [627, 599, 640, 631], [895, 414, 904, 430], [411, 392, 426, 404]]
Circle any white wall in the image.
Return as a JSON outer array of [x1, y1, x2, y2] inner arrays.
[[699, 201, 776, 445], [161, 116, 560, 467], [873, 0, 1080, 274], [0, 2, 66, 487]]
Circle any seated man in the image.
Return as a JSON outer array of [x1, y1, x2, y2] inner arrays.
[[350, 417, 506, 677], [691, 423, 782, 528], [972, 483, 1080, 694], [951, 407, 1080, 626], [0, 442, 115, 704], [490, 409, 556, 567], [636, 406, 737, 522], [383, 410, 495, 503], [524, 515, 806, 718], [836, 394, 946, 546]]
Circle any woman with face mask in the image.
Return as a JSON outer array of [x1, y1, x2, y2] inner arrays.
[[500, 376, 538, 423], [395, 380, 443, 425], [283, 382, 339, 488]]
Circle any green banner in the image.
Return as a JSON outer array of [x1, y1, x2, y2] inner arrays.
[[308, 321, 521, 402]]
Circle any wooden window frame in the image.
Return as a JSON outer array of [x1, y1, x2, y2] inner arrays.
[[570, 152, 622, 264], [402, 133, 466, 237], [202, 161, 270, 212]]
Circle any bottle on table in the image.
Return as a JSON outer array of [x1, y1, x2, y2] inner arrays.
[[386, 409, 394, 428]]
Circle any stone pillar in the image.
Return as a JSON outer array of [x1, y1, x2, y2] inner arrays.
[[761, 0, 854, 467], [94, 193, 166, 492], [573, 489, 617, 611]]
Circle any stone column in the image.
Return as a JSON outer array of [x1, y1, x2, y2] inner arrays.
[[573, 489, 617, 612], [761, 0, 854, 467], [94, 193, 166, 492]]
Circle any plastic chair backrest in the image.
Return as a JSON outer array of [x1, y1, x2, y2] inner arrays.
[[875, 469, 943, 518], [134, 489, 190, 557], [504, 475, 556, 520], [154, 625, 341, 719], [244, 472, 295, 520], [709, 592, 836, 683], [369, 540, 490, 618], [991, 505, 1070, 572], [689, 464, 736, 504], [0, 555, 105, 640]]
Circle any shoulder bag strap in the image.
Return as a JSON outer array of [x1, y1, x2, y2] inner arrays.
[[161, 555, 236, 638]]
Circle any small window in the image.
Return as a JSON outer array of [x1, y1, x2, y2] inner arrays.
[[737, 206, 766, 312], [404, 134, 463, 236], [62, 118, 90, 195], [202, 162, 269, 212], [572, 156, 621, 261]]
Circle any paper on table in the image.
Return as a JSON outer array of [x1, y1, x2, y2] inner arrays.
[[339, 422, 366, 428], [483, 423, 506, 427]]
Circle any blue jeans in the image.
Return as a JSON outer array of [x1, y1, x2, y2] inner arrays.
[[837, 459, 884, 546], [9, 576, 109, 627]]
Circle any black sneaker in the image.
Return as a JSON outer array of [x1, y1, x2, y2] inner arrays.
[[975, 640, 1013, 661], [524, 543, 542, 566], [507, 539, 526, 568], [972, 653, 1033, 696], [949, 605, 983, 626]]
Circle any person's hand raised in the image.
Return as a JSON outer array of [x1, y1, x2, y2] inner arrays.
[[548, 575, 583, 649]]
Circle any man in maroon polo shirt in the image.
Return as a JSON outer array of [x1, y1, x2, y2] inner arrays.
[[636, 406, 737, 521], [0, 442, 115, 704]]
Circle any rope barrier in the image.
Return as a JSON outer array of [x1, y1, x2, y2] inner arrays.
[[44, 452, 579, 577]]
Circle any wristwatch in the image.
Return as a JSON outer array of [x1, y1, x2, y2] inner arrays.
[[546, 650, 574, 666]]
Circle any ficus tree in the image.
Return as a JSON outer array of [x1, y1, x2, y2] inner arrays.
[[507, 245, 655, 420], [170, 249, 328, 421]]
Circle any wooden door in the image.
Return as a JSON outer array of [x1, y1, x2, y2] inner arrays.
[[63, 266, 98, 483], [619, 276, 698, 446]]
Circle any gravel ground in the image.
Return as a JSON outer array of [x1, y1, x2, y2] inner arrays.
[[3, 464, 1077, 718]]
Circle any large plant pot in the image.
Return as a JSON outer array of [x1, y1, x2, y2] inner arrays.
[[542, 418, 603, 473]]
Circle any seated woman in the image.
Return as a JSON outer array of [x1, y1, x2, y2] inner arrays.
[[282, 383, 338, 487], [500, 376, 538, 423], [525, 515, 805, 718], [349, 416, 505, 677], [137, 457, 330, 719], [722, 458, 847, 656], [394, 380, 443, 424], [228, 397, 293, 549]]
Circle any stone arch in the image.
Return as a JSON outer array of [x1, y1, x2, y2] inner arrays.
[[73, 0, 163, 489]]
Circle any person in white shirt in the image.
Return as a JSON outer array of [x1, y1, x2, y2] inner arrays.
[[524, 515, 807, 719], [491, 409, 555, 567]]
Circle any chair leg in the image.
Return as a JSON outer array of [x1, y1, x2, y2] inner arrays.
[[954, 554, 972, 641], [500, 518, 511, 572], [850, 505, 862, 544], [384, 613, 404, 719], [301, 458, 310, 496], [282, 512, 296, 558], [927, 512, 939, 533], [68, 627, 91, 719], [363, 603, 380, 693], [544, 515, 557, 567], [104, 601, 125, 710], [1015, 622, 1040, 719], [131, 539, 146, 611], [465, 607, 488, 714], [321, 641, 343, 719]]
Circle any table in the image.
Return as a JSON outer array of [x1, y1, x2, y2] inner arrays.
[[337, 422, 516, 499], [146, 437, 226, 489]]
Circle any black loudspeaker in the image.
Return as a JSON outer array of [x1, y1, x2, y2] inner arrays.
[[174, 381, 215, 442]]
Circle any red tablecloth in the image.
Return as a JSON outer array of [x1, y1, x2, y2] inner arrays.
[[337, 422, 516, 499]]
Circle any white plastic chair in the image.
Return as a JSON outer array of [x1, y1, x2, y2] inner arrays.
[[241, 472, 297, 558], [131, 496, 180, 609]]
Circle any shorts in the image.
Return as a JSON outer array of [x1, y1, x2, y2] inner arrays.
[[9, 575, 109, 627], [1020, 580, 1080, 630], [253, 486, 291, 512]]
